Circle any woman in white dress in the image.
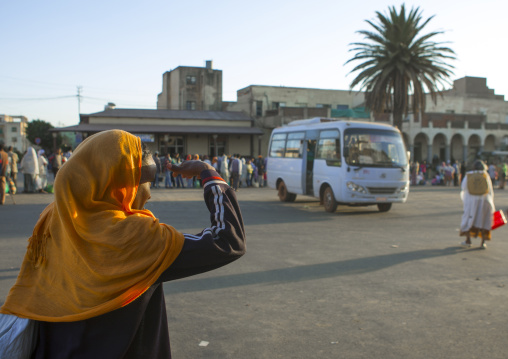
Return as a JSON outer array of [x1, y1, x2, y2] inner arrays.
[[20, 147, 39, 193], [240, 157, 247, 188], [37, 149, 48, 192], [460, 160, 495, 249]]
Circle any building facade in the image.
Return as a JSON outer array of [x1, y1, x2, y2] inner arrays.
[[224, 77, 508, 164], [56, 61, 508, 164], [402, 77, 508, 164], [0, 115, 29, 152], [224, 85, 367, 155], [61, 106, 262, 157], [157, 61, 223, 111]]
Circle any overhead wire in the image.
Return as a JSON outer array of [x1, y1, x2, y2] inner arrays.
[[0, 95, 75, 102]]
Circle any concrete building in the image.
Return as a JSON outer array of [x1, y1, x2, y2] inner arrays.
[[0, 115, 29, 152], [225, 85, 365, 121], [60, 105, 262, 157], [55, 60, 508, 164], [157, 61, 222, 111], [56, 62, 262, 157], [224, 85, 367, 154], [401, 77, 508, 164], [224, 77, 508, 164]]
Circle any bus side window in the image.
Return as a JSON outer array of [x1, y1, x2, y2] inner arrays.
[[285, 139, 303, 158], [317, 138, 341, 167], [269, 133, 287, 157], [285, 132, 305, 158]]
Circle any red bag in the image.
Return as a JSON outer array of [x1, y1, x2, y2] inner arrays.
[[492, 210, 507, 230]]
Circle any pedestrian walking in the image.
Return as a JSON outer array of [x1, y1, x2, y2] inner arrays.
[[37, 150, 48, 192], [163, 153, 173, 188], [20, 147, 39, 193], [51, 148, 64, 180], [0, 143, 9, 205], [230, 154, 242, 191], [256, 155, 266, 187], [7, 146, 19, 186], [152, 151, 161, 188], [460, 160, 495, 249]]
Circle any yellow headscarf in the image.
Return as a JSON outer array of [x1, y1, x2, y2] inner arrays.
[[0, 130, 184, 322]]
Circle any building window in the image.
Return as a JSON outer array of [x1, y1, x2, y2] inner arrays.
[[446, 109, 455, 114], [186, 101, 196, 110], [209, 135, 227, 157], [162, 136, 184, 156], [11, 127, 17, 132], [186, 76, 197, 85], [272, 102, 286, 110], [336, 105, 349, 110], [12, 137, 17, 142], [256, 101, 263, 117], [316, 104, 331, 108]]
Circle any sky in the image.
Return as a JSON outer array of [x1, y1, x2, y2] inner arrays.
[[1, 0, 506, 128]]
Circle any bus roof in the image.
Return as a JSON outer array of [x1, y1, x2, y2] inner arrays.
[[276, 117, 399, 132]]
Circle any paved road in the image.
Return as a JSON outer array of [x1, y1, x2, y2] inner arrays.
[[1, 185, 508, 358]]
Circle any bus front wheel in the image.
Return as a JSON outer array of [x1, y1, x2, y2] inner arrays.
[[323, 187, 338, 213], [377, 203, 392, 212], [278, 181, 296, 202]]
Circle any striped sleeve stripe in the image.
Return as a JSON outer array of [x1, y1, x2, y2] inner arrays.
[[212, 185, 226, 232], [182, 185, 226, 241], [184, 229, 217, 241]]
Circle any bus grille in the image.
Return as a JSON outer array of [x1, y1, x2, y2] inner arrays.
[[367, 187, 397, 195]]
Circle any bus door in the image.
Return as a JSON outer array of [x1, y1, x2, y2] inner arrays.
[[303, 130, 319, 196]]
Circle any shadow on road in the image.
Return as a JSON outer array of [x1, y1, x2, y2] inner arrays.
[[164, 246, 463, 294]]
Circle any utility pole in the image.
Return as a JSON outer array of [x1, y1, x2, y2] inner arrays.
[[77, 86, 82, 120]]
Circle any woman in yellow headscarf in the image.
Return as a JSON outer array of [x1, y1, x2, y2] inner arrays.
[[1, 130, 246, 358]]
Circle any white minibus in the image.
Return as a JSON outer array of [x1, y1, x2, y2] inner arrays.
[[266, 117, 409, 212]]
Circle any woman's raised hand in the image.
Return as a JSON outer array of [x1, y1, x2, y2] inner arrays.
[[169, 160, 215, 179]]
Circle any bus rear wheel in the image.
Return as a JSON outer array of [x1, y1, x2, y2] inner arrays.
[[278, 181, 296, 202], [323, 187, 338, 213], [377, 203, 392, 212]]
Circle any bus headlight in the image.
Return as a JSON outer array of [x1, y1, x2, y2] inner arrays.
[[396, 182, 409, 193], [347, 181, 367, 194]]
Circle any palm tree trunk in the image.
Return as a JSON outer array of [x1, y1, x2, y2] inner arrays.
[[392, 110, 403, 131]]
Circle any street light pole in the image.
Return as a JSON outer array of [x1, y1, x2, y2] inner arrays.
[[77, 86, 82, 121]]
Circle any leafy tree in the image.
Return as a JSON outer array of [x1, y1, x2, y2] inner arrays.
[[346, 4, 455, 130], [26, 119, 62, 152]]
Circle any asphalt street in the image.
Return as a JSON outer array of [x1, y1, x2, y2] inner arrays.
[[1, 184, 508, 359]]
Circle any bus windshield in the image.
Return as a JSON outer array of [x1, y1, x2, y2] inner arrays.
[[344, 128, 408, 168]]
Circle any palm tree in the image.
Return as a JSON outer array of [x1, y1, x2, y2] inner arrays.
[[346, 4, 455, 131]]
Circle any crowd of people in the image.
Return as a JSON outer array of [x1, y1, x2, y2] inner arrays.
[[410, 159, 464, 187], [410, 157, 508, 189], [0, 146, 74, 198], [150, 152, 267, 192], [2, 145, 268, 200]]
